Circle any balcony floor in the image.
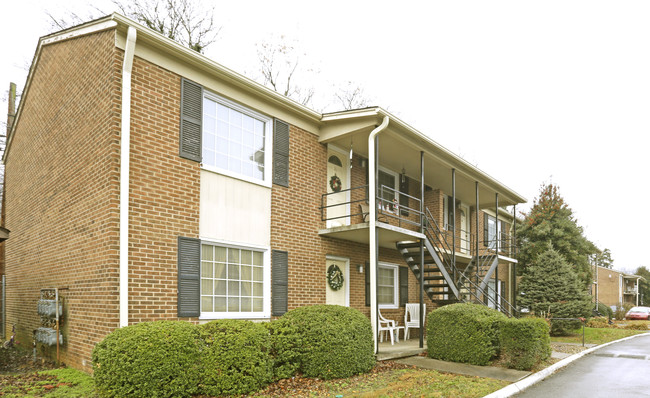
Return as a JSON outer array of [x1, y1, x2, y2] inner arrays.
[[318, 221, 425, 249]]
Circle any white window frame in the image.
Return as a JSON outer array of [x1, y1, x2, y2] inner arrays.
[[378, 262, 399, 309], [202, 91, 273, 187], [199, 239, 271, 320]]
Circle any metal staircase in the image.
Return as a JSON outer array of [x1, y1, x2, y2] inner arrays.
[[396, 207, 518, 317]]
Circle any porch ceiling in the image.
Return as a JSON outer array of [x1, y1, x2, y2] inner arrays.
[[320, 109, 526, 209]]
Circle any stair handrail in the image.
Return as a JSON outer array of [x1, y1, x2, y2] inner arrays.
[[456, 273, 518, 318], [423, 208, 461, 283]]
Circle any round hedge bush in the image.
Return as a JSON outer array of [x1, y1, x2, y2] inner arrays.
[[197, 319, 273, 396], [427, 303, 506, 366], [92, 321, 201, 398], [271, 305, 374, 379]]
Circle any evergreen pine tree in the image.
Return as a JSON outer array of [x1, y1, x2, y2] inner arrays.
[[518, 248, 591, 335], [517, 183, 597, 287]]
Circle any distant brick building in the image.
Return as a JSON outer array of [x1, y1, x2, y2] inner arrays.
[[593, 266, 644, 309], [3, 14, 526, 370]]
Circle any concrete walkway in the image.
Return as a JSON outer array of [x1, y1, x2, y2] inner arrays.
[[396, 356, 531, 382]]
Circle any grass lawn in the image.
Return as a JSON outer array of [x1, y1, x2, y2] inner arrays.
[[253, 362, 509, 398], [551, 324, 649, 345], [0, 368, 98, 398]]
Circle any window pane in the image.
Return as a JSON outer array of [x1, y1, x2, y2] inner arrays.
[[214, 296, 226, 312], [241, 281, 252, 296], [253, 298, 263, 312], [202, 296, 213, 312], [204, 98, 216, 117], [228, 281, 240, 296], [241, 297, 252, 312], [241, 250, 252, 265], [252, 267, 263, 282], [202, 279, 213, 296], [253, 252, 263, 266], [201, 262, 213, 278], [215, 247, 227, 262], [215, 263, 226, 279], [217, 103, 229, 121], [228, 264, 240, 280], [241, 265, 252, 281], [253, 282, 263, 297], [228, 248, 239, 263], [228, 297, 239, 312], [214, 280, 226, 295]]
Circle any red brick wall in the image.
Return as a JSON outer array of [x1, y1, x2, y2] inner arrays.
[[4, 30, 122, 370], [127, 56, 200, 325]]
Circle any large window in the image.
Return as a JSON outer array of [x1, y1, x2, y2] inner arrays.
[[378, 263, 399, 308], [202, 94, 271, 184], [200, 243, 268, 318]]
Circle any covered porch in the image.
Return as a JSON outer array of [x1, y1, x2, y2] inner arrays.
[[319, 107, 527, 353]]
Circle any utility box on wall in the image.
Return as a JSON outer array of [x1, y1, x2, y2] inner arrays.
[[36, 289, 64, 347]]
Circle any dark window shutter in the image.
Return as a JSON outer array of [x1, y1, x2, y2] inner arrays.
[[399, 266, 409, 307], [365, 261, 370, 306], [399, 175, 409, 216], [273, 119, 290, 187], [272, 250, 289, 316], [177, 236, 201, 317], [180, 78, 203, 162]]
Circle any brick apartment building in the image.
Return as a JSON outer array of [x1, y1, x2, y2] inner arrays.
[[3, 14, 526, 371], [592, 266, 644, 309]]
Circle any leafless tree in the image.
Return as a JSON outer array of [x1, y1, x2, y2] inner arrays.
[[257, 37, 316, 107], [113, 0, 220, 53], [47, 0, 220, 53], [334, 81, 370, 110]]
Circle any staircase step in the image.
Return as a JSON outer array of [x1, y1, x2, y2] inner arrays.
[[397, 242, 422, 249], [423, 275, 445, 281]]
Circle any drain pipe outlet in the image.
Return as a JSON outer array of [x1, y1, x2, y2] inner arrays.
[[368, 115, 389, 353], [120, 26, 137, 328]]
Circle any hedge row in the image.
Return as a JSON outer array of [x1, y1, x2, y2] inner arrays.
[[92, 305, 375, 398], [500, 318, 551, 370], [427, 303, 507, 366], [426, 303, 551, 370]]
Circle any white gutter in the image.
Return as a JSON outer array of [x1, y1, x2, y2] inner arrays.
[[120, 26, 137, 328], [368, 115, 390, 353]]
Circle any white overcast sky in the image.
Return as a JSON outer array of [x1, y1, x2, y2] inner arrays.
[[2, 1, 650, 272]]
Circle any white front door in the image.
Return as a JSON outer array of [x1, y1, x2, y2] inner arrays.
[[326, 258, 349, 306], [326, 148, 350, 227], [460, 205, 470, 253]]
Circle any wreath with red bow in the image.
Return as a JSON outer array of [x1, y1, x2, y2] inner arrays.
[[329, 175, 342, 192]]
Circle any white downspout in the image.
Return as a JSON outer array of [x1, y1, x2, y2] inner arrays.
[[120, 26, 137, 328], [368, 115, 389, 353]]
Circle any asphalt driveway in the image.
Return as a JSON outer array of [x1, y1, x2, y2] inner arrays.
[[515, 333, 650, 397]]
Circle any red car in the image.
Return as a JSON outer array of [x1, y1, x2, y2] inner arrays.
[[625, 306, 650, 320]]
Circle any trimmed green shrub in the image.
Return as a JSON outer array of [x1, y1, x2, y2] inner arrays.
[[266, 316, 302, 380], [500, 317, 551, 370], [197, 319, 273, 397], [593, 302, 613, 320], [427, 303, 506, 366], [92, 321, 201, 398], [271, 305, 374, 379]]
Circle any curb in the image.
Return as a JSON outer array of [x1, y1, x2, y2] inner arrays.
[[483, 332, 650, 398]]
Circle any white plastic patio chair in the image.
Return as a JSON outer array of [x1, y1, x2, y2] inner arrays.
[[404, 303, 425, 340], [378, 309, 401, 344]]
